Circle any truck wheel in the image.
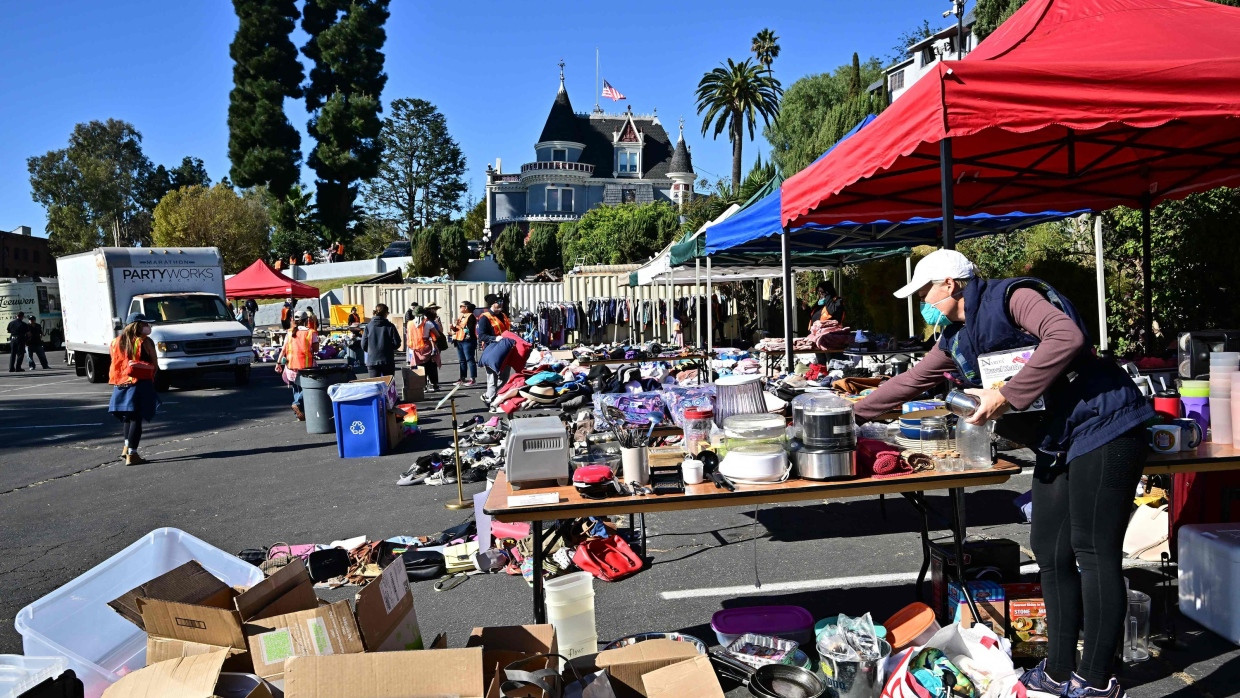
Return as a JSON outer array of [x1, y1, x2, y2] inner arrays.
[[154, 373, 171, 392], [85, 353, 108, 383], [235, 366, 251, 386]]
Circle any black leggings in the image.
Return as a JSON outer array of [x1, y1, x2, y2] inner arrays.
[[123, 418, 144, 450], [1030, 429, 1146, 687], [424, 362, 439, 387]]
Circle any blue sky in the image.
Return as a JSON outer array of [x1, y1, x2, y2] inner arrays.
[[0, 0, 949, 238]]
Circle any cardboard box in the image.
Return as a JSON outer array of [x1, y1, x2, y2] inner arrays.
[[147, 637, 252, 674], [284, 648, 486, 698], [929, 539, 1021, 623], [1005, 583, 1047, 659], [394, 366, 426, 402], [948, 581, 1007, 637], [642, 655, 725, 698], [466, 624, 557, 690], [243, 600, 365, 681], [354, 557, 423, 651], [109, 561, 235, 632], [595, 639, 701, 698], [102, 650, 273, 698], [385, 409, 405, 451]]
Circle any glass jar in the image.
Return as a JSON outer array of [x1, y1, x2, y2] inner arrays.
[[918, 417, 948, 451], [956, 418, 994, 469], [723, 413, 786, 453], [683, 407, 714, 456]]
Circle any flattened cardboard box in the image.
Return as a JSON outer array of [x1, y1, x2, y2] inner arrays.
[[243, 599, 365, 681], [594, 639, 700, 698], [109, 561, 234, 632], [642, 655, 725, 698], [102, 649, 274, 698], [284, 648, 485, 698], [147, 636, 252, 674], [354, 556, 422, 651]]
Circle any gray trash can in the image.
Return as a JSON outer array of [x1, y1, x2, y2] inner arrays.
[[299, 366, 355, 434]]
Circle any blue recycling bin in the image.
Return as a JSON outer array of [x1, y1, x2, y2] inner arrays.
[[329, 382, 389, 458]]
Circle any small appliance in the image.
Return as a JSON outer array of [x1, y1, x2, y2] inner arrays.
[[504, 415, 569, 489]]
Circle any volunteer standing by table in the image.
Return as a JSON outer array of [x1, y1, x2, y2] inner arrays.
[[853, 250, 1154, 698]]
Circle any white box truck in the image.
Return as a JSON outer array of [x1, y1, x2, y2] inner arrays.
[[0, 279, 64, 350], [57, 247, 253, 388]]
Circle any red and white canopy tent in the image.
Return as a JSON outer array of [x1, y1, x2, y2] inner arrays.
[[780, 0, 1240, 345], [225, 259, 320, 299]]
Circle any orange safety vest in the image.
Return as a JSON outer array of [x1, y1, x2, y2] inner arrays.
[[108, 336, 151, 386], [306, 315, 319, 331], [274, 259, 283, 270], [336, 242, 345, 256], [481, 311, 509, 335], [285, 331, 316, 370], [303, 252, 313, 264], [281, 305, 292, 322]]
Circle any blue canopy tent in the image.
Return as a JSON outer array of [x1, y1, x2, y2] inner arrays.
[[704, 115, 1089, 371]]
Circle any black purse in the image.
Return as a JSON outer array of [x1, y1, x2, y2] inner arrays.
[[306, 548, 350, 582], [402, 549, 446, 581]]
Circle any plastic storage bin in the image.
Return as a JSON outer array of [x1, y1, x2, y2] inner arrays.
[[543, 572, 597, 664], [711, 606, 814, 647], [329, 383, 389, 458], [0, 656, 67, 698], [1178, 523, 1240, 644], [14, 528, 265, 698]]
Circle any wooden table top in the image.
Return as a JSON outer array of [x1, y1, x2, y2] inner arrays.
[[1144, 441, 1240, 474], [484, 459, 1022, 523]]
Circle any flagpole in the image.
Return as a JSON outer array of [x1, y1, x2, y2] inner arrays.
[[595, 47, 600, 112]]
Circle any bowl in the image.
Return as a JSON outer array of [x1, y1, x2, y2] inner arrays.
[[601, 632, 708, 654]]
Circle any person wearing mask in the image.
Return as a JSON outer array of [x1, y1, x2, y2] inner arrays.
[[450, 301, 478, 386], [408, 306, 444, 392], [811, 280, 846, 329], [853, 250, 1153, 698], [362, 303, 400, 377], [346, 306, 361, 325], [280, 298, 295, 331], [478, 301, 510, 350], [273, 313, 320, 420], [108, 313, 159, 465], [25, 316, 49, 370], [7, 311, 28, 372]]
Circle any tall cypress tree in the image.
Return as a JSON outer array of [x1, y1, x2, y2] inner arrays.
[[227, 0, 304, 197], [301, 0, 391, 244]]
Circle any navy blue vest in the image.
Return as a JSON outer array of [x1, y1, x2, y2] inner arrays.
[[938, 277, 1153, 463]]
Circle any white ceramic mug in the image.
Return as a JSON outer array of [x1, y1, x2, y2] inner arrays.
[[1147, 425, 1180, 453]]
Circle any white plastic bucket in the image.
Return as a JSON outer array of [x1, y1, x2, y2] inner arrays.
[[543, 572, 597, 662]]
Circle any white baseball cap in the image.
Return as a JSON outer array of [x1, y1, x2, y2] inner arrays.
[[893, 249, 977, 299]]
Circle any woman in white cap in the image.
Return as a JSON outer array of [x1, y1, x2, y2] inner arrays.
[[854, 249, 1153, 698]]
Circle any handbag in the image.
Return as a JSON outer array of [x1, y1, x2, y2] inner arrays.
[[126, 341, 156, 382], [444, 541, 480, 574], [401, 549, 446, 581], [434, 327, 449, 351], [1122, 504, 1170, 561], [572, 534, 643, 582], [307, 548, 350, 582]]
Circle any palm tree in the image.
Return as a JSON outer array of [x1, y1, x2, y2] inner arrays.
[[696, 58, 782, 194], [751, 28, 781, 77]]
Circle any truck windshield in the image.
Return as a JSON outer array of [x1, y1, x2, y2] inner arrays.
[[143, 296, 232, 324]]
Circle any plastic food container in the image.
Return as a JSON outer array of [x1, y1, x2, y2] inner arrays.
[[725, 633, 800, 669], [683, 407, 714, 456], [711, 605, 814, 647], [14, 528, 265, 698], [723, 413, 786, 442], [883, 602, 942, 651], [792, 393, 856, 450], [0, 655, 67, 698]]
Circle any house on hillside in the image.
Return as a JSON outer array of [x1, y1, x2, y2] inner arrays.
[[482, 65, 695, 242], [881, 9, 978, 102]]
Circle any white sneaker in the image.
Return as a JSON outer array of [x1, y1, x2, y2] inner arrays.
[[425, 470, 457, 486]]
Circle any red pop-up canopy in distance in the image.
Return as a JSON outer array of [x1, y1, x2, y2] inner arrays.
[[225, 259, 320, 299]]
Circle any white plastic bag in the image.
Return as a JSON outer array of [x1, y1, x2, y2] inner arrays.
[[881, 623, 1022, 698], [327, 380, 387, 402]]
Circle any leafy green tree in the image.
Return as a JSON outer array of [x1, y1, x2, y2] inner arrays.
[[763, 57, 885, 175], [695, 58, 782, 193], [558, 201, 681, 268], [267, 184, 321, 262], [437, 220, 470, 278], [142, 157, 212, 209], [411, 228, 440, 277], [28, 119, 155, 254], [228, 0, 304, 197], [493, 223, 527, 281], [362, 98, 467, 237], [462, 197, 486, 241], [526, 223, 560, 272], [889, 19, 933, 64], [301, 0, 390, 244], [152, 184, 271, 274], [750, 28, 780, 76], [353, 216, 400, 259]]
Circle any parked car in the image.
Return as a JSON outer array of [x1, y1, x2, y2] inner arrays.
[[379, 241, 411, 258]]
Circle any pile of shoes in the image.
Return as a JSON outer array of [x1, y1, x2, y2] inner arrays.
[[396, 417, 509, 486]]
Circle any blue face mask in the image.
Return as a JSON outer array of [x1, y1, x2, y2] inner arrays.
[[920, 302, 948, 329]]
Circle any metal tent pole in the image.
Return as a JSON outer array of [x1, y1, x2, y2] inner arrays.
[[1094, 215, 1109, 351], [706, 257, 714, 378], [695, 258, 702, 350], [906, 254, 916, 337], [1141, 195, 1153, 350], [781, 227, 795, 373], [940, 139, 956, 250], [666, 275, 674, 344]]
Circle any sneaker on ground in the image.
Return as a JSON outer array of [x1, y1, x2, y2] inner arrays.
[[425, 471, 457, 486], [464, 379, 476, 386], [1066, 676, 1126, 698], [1018, 661, 1069, 698]]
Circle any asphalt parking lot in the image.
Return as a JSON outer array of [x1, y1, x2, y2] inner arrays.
[[1, 350, 1237, 696]]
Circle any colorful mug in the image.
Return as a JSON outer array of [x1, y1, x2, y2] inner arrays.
[[1172, 418, 1204, 450], [1148, 425, 1180, 453]]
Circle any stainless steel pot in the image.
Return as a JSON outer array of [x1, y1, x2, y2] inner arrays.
[[791, 441, 855, 480]]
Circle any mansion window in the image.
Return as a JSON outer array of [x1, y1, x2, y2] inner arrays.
[[618, 149, 639, 175], [552, 148, 567, 162], [547, 186, 574, 213]]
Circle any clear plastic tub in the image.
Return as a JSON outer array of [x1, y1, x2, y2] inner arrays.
[[544, 573, 597, 663], [15, 528, 265, 698], [0, 655, 67, 698]]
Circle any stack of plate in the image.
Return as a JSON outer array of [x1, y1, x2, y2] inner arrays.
[[1211, 352, 1238, 444]]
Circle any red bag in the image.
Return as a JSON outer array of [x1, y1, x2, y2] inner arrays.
[[572, 534, 643, 582]]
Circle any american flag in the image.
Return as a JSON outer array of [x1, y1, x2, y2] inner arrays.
[[601, 80, 625, 101]]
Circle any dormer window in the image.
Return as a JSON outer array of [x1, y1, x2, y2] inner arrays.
[[618, 149, 640, 175], [552, 148, 567, 162]]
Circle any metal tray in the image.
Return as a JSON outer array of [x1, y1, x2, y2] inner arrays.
[[725, 632, 800, 669]]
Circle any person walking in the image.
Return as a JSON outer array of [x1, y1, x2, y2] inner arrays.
[[7, 311, 28, 372], [108, 313, 159, 465], [478, 300, 510, 351], [853, 249, 1153, 698], [362, 303, 400, 377], [273, 312, 320, 420], [450, 301, 478, 386], [25, 316, 49, 370], [408, 306, 444, 392]]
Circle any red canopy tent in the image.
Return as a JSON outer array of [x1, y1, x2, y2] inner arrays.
[[780, 0, 1240, 343], [225, 259, 320, 299]]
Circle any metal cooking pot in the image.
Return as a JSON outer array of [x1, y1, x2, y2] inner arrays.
[[748, 664, 827, 698], [790, 441, 856, 480]]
